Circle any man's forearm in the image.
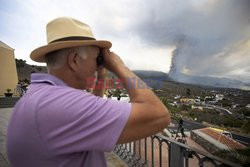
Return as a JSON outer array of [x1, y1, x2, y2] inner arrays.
[[91, 68, 108, 98], [114, 65, 160, 103], [91, 78, 106, 97]]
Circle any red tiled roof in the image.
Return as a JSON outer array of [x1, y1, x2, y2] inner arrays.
[[199, 128, 245, 149]]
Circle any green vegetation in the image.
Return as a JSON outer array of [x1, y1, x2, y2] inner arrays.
[[23, 79, 30, 84], [159, 97, 181, 121], [4, 89, 13, 97], [186, 88, 191, 97], [15, 58, 47, 82], [240, 107, 250, 117], [159, 96, 250, 134], [15, 59, 27, 68], [217, 98, 232, 108], [242, 121, 250, 133], [6, 89, 12, 93], [214, 147, 250, 166]]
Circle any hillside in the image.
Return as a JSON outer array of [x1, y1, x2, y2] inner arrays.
[[15, 59, 250, 91], [16, 59, 47, 82], [172, 73, 250, 90], [132, 70, 250, 90]]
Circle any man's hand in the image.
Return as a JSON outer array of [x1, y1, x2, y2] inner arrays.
[[101, 49, 126, 73], [97, 67, 108, 79], [91, 67, 108, 97]]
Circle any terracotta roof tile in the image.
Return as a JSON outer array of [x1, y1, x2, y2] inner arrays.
[[200, 128, 245, 149]]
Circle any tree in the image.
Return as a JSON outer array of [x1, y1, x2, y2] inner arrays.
[[220, 98, 231, 108], [214, 148, 250, 165], [36, 67, 42, 71], [241, 121, 250, 133], [186, 88, 191, 97], [240, 107, 250, 117], [23, 79, 30, 84], [15, 59, 26, 68]]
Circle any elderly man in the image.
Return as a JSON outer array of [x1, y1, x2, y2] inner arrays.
[[7, 17, 170, 167]]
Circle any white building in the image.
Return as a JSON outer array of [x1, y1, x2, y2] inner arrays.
[[215, 94, 224, 101]]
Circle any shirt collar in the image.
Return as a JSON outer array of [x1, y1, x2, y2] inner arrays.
[[31, 73, 68, 86]]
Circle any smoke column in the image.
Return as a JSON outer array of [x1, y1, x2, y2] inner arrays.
[[132, 0, 250, 82]]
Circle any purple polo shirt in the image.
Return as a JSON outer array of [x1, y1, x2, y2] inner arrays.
[[7, 73, 131, 167]]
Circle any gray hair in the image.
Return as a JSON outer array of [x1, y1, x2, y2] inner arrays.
[[45, 46, 91, 70]]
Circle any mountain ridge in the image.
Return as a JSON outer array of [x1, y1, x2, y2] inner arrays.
[[15, 59, 250, 90], [133, 70, 250, 90]]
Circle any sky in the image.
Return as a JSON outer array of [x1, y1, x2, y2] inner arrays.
[[0, 0, 250, 82]]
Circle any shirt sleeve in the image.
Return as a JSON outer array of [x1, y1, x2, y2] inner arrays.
[[36, 87, 131, 155]]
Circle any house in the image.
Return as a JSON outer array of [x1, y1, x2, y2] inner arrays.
[[180, 98, 195, 104], [191, 127, 245, 153], [0, 41, 18, 96], [191, 105, 203, 110], [194, 99, 201, 103], [174, 95, 181, 99], [204, 96, 214, 101], [232, 104, 238, 109], [215, 94, 224, 101]]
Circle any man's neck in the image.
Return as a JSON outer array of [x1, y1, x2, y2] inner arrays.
[[48, 69, 83, 90]]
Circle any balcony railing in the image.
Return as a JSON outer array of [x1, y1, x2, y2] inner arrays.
[[114, 134, 240, 167]]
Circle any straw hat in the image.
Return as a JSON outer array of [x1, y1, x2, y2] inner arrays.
[[30, 17, 112, 62]]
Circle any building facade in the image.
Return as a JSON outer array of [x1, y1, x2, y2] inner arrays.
[[0, 41, 18, 96]]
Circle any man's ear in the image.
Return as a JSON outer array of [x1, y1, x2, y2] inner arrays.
[[67, 51, 79, 72]]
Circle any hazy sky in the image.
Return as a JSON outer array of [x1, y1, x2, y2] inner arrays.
[[0, 0, 250, 82]]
